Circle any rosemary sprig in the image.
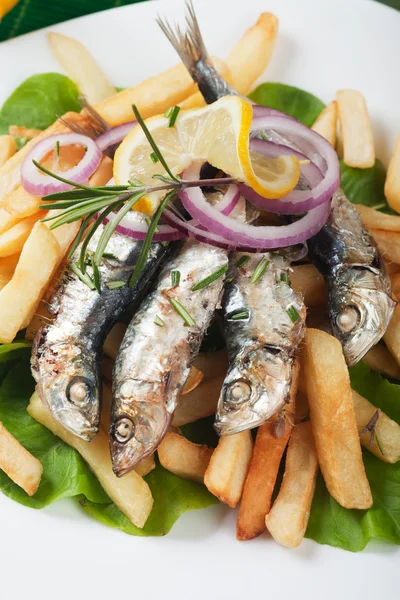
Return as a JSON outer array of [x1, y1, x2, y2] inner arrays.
[[191, 264, 228, 291], [236, 255, 250, 268], [171, 270, 181, 288], [230, 309, 250, 321], [154, 314, 165, 327], [251, 256, 270, 284], [106, 280, 126, 290], [287, 305, 300, 323], [169, 297, 196, 326]]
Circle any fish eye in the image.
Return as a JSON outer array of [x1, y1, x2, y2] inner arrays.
[[224, 379, 252, 408], [336, 305, 361, 333], [114, 417, 135, 444], [66, 377, 94, 407]]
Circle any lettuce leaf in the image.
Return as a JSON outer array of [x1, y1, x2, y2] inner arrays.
[[0, 73, 81, 134], [340, 159, 393, 213], [249, 82, 325, 127], [306, 362, 400, 551]]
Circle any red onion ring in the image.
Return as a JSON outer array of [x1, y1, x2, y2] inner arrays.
[[21, 133, 102, 196], [180, 163, 331, 249], [96, 121, 136, 153]]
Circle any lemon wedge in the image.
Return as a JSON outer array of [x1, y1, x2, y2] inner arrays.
[[114, 96, 300, 215]]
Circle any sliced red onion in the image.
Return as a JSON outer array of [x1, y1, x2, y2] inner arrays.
[[96, 121, 136, 153], [252, 105, 296, 120], [21, 133, 102, 196], [180, 163, 330, 250], [104, 210, 184, 242]]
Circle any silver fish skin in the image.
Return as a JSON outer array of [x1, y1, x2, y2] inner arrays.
[[157, 0, 239, 105], [111, 239, 228, 476], [215, 253, 306, 436], [308, 189, 396, 365], [31, 226, 169, 441]]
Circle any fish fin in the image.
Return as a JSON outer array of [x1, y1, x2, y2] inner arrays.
[[156, 0, 209, 73]]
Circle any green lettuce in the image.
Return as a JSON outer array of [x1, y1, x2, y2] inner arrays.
[[0, 73, 81, 135]]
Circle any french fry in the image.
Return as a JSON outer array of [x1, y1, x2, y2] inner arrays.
[[311, 101, 337, 147], [385, 261, 400, 276], [363, 344, 400, 379], [48, 32, 116, 104], [0, 222, 61, 343], [0, 421, 43, 496], [89, 155, 114, 187], [384, 304, 400, 367], [353, 390, 400, 463], [8, 126, 41, 141], [0, 253, 19, 291], [336, 89, 375, 169], [303, 328, 372, 509], [182, 366, 204, 395], [370, 229, 400, 264], [95, 62, 199, 127], [103, 322, 127, 360], [236, 362, 299, 541], [291, 264, 327, 307], [391, 272, 400, 300], [226, 13, 279, 95], [28, 392, 153, 528], [204, 429, 253, 507], [158, 432, 213, 483], [0, 135, 17, 168], [0, 207, 20, 235], [385, 133, 400, 214], [0, 212, 43, 258], [265, 421, 318, 548], [356, 205, 400, 232], [173, 376, 224, 426], [1, 186, 41, 218]]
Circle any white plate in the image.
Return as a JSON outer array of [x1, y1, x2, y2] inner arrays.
[[1, 0, 400, 598]]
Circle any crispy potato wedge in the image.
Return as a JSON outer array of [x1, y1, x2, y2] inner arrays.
[[182, 365, 204, 395], [303, 328, 372, 509], [385, 261, 400, 276], [265, 421, 318, 548], [0, 207, 20, 235], [311, 101, 337, 147], [391, 272, 400, 300], [89, 155, 114, 187], [0, 421, 43, 496], [48, 32, 116, 103], [8, 126, 41, 141], [103, 322, 127, 360], [353, 390, 400, 463], [158, 432, 213, 483], [28, 393, 153, 527], [337, 89, 375, 169], [370, 229, 400, 264], [385, 133, 400, 214], [356, 205, 400, 232], [1, 186, 41, 218], [291, 264, 327, 307], [0, 222, 61, 343], [384, 304, 400, 367], [0, 212, 43, 258], [0, 135, 17, 168], [95, 62, 199, 127], [204, 429, 253, 508], [227, 13, 279, 95], [0, 253, 19, 291], [173, 376, 224, 426], [236, 362, 299, 541], [363, 344, 400, 379]]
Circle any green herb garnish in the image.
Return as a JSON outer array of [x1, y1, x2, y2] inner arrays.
[[231, 310, 249, 321], [191, 264, 228, 291], [236, 255, 250, 268], [91, 259, 101, 292], [150, 151, 159, 164], [154, 314, 165, 327], [280, 272, 289, 284], [164, 105, 180, 127], [106, 280, 125, 290], [375, 431, 385, 455], [169, 298, 196, 326], [55, 140, 60, 157], [287, 305, 300, 323], [70, 263, 95, 290], [171, 270, 181, 288], [250, 256, 270, 283]]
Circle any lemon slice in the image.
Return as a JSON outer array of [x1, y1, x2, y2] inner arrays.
[[114, 96, 300, 215]]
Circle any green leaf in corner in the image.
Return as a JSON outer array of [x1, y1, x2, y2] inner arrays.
[[249, 82, 325, 127], [340, 159, 394, 214], [0, 358, 108, 508], [81, 464, 219, 537], [0, 73, 81, 134], [0, 341, 31, 363]]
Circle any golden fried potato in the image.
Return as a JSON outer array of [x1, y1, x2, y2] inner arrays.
[[8, 126, 41, 141], [28, 393, 153, 528], [179, 58, 231, 110], [0, 135, 17, 168], [265, 421, 318, 548], [0, 421, 43, 496], [353, 390, 400, 463], [204, 429, 253, 508], [311, 101, 337, 147], [88, 155, 114, 187], [303, 328, 372, 509], [0, 253, 19, 291], [385, 132, 400, 214], [173, 376, 223, 426], [158, 432, 213, 483], [291, 264, 327, 307], [337, 89, 375, 169], [384, 304, 400, 367], [356, 205, 400, 232], [0, 212, 43, 258], [363, 344, 400, 379], [103, 322, 127, 360], [370, 229, 400, 264]]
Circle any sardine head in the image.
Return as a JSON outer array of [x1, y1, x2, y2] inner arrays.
[[110, 381, 171, 477], [214, 347, 292, 435], [330, 267, 396, 366]]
